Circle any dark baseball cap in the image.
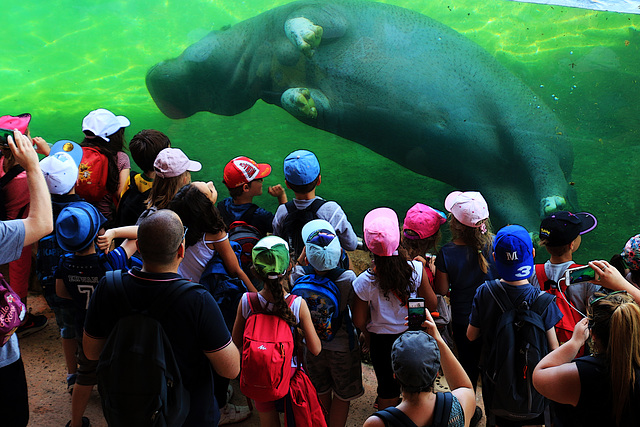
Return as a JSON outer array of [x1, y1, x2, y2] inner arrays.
[[539, 211, 597, 247], [391, 331, 440, 393]]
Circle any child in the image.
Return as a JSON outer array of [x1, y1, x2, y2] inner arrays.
[[272, 149, 358, 262], [37, 139, 85, 392], [218, 155, 287, 235], [467, 225, 562, 426], [352, 207, 437, 411], [291, 219, 363, 427], [365, 325, 476, 427], [55, 202, 137, 427], [115, 129, 171, 227], [622, 234, 640, 287], [232, 236, 322, 427], [401, 203, 447, 282], [78, 108, 131, 222], [0, 113, 49, 337], [530, 211, 599, 350], [434, 191, 497, 391], [137, 147, 201, 223]]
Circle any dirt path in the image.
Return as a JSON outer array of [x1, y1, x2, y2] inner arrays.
[[21, 292, 485, 426]]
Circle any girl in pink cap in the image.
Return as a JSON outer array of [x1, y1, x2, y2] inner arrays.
[[352, 207, 437, 411], [434, 191, 497, 406]]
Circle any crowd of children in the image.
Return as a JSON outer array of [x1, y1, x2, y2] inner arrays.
[[3, 109, 640, 427]]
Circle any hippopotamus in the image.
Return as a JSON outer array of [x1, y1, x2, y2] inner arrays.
[[146, 0, 574, 231]]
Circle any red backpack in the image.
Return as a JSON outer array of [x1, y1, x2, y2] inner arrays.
[[240, 293, 297, 402], [76, 146, 109, 203], [535, 264, 586, 356]]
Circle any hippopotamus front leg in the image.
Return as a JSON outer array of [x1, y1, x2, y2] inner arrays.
[[284, 17, 323, 58], [281, 87, 331, 121]]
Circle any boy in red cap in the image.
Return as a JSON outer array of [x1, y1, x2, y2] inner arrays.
[[0, 113, 48, 337], [217, 156, 287, 236]]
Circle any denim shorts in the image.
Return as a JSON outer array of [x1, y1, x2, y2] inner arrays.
[[44, 294, 76, 340]]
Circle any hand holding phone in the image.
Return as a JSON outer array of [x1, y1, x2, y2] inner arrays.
[[565, 266, 596, 285], [408, 297, 426, 331]]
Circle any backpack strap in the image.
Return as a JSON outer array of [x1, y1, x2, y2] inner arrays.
[[535, 264, 550, 290], [372, 407, 418, 427], [239, 203, 259, 223], [486, 279, 515, 313], [0, 164, 25, 188], [284, 200, 296, 214], [308, 198, 327, 214], [128, 170, 140, 195], [247, 292, 296, 316], [433, 392, 454, 427], [530, 291, 556, 316]]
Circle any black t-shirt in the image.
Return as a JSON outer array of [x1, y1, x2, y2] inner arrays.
[[84, 267, 232, 426], [554, 355, 640, 426]]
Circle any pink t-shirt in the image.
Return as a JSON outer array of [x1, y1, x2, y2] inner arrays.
[[0, 157, 29, 219]]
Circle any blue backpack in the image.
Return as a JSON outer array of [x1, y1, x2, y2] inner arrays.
[[199, 241, 247, 331], [291, 266, 354, 346]]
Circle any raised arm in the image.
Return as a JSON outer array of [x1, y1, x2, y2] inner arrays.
[[9, 130, 52, 246], [589, 260, 640, 305]]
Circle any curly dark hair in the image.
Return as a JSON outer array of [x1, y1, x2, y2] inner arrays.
[[81, 127, 127, 195], [168, 183, 226, 248], [373, 246, 415, 305]]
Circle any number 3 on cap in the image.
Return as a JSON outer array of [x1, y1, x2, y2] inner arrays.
[[515, 266, 531, 278]]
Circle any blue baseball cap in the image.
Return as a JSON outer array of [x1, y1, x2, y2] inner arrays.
[[284, 149, 320, 186], [49, 139, 83, 168], [56, 202, 107, 252], [493, 225, 534, 281]]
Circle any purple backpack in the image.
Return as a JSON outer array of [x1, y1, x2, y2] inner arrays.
[[0, 273, 26, 346]]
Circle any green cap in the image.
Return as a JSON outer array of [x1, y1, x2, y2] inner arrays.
[[252, 236, 290, 279]]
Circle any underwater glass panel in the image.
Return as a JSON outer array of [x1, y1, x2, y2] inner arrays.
[[2, 0, 638, 262]]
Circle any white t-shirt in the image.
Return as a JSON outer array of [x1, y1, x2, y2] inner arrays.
[[353, 260, 423, 334], [178, 233, 228, 282]]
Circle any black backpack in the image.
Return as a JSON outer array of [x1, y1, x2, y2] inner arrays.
[[217, 201, 263, 271], [482, 280, 555, 422], [0, 164, 27, 221], [97, 270, 200, 427], [372, 392, 454, 427], [280, 199, 327, 257], [198, 241, 248, 332], [115, 171, 150, 227]]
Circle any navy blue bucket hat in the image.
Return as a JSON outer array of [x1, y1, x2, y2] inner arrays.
[[56, 202, 107, 252]]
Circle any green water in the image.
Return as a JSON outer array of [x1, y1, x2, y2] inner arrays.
[[3, 0, 639, 262]]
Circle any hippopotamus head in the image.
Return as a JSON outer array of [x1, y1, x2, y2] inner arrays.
[[146, 30, 255, 119]]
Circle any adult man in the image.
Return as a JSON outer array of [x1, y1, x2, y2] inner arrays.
[[83, 209, 240, 426], [0, 129, 54, 427]]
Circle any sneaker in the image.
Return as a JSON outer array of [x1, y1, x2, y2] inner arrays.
[[470, 405, 483, 427], [218, 403, 251, 425], [65, 416, 90, 427], [226, 383, 234, 402], [67, 373, 77, 394], [16, 312, 48, 338]]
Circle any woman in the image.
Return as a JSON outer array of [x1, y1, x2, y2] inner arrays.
[[352, 207, 437, 411], [364, 311, 476, 427], [533, 259, 640, 426]]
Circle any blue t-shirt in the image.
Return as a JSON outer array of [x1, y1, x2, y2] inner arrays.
[[56, 246, 130, 335], [219, 197, 274, 235], [435, 242, 498, 325], [469, 280, 563, 333], [0, 219, 25, 264]]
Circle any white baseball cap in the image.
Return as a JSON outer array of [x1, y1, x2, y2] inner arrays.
[[40, 152, 79, 195], [82, 109, 130, 142]]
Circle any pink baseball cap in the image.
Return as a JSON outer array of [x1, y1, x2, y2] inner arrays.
[[444, 191, 489, 228], [0, 113, 31, 134], [154, 148, 202, 178], [364, 207, 400, 257], [403, 203, 447, 240]]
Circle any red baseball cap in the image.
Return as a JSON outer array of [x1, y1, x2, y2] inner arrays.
[[223, 156, 271, 188], [0, 113, 31, 134]]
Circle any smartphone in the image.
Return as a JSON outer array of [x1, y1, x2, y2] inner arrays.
[[565, 266, 596, 285], [0, 128, 13, 147], [408, 297, 426, 331]]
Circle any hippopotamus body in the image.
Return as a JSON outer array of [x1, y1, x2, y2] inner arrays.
[[146, 0, 573, 230]]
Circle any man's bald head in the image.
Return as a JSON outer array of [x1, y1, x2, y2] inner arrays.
[[137, 209, 184, 265]]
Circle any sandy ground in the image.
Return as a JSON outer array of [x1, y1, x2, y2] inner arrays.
[[20, 291, 486, 427]]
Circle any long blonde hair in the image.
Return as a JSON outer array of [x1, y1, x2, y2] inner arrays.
[[448, 215, 493, 274], [589, 292, 640, 425]]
